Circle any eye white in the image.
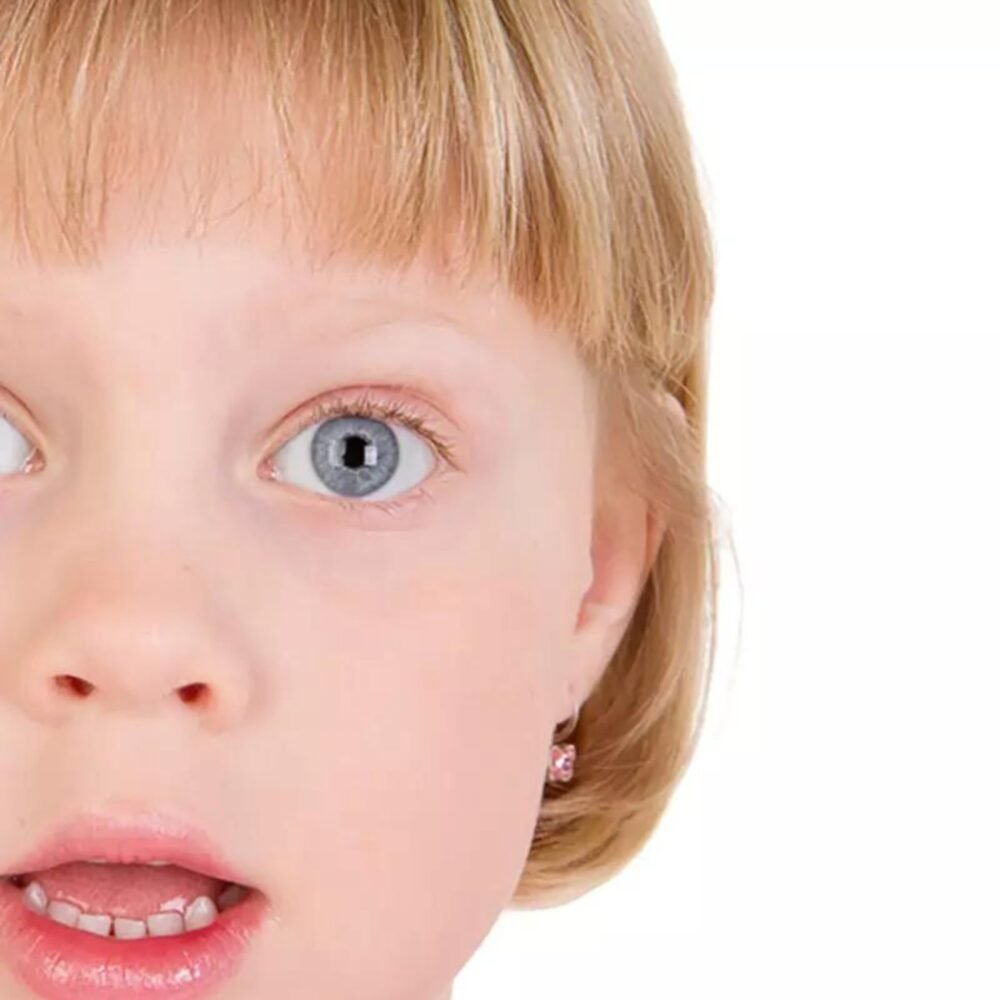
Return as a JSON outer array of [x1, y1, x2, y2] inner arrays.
[[0, 414, 32, 475], [270, 416, 436, 503]]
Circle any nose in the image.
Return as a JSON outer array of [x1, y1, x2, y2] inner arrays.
[[3, 552, 255, 733]]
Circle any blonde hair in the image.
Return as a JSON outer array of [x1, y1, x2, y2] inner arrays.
[[0, 0, 719, 908]]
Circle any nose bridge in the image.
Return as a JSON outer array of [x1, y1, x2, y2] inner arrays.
[[84, 363, 205, 528], [69, 271, 221, 513]]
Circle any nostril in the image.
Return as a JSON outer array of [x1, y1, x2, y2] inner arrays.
[[54, 675, 95, 697], [50, 677, 212, 705], [177, 682, 209, 705]]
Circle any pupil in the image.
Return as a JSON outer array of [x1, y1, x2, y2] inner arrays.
[[341, 435, 368, 469]]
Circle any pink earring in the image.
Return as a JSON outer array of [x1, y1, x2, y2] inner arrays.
[[547, 703, 580, 784]]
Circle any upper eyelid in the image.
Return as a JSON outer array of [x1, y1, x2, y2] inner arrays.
[[262, 385, 464, 468], [0, 384, 34, 425]]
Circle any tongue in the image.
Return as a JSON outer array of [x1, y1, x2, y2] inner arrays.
[[26, 861, 226, 920]]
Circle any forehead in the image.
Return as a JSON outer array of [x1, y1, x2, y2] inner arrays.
[[0, 238, 495, 333]]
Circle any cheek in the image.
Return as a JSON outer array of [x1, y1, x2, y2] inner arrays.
[[242, 522, 579, 995]]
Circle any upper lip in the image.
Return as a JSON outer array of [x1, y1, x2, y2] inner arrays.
[[2, 810, 257, 888]]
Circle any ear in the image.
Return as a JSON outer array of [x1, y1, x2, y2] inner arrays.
[[564, 482, 667, 717]]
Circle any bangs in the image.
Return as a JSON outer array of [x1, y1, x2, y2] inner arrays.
[[0, 0, 615, 358], [0, 0, 711, 390]]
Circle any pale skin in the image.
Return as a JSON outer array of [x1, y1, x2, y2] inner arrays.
[[0, 179, 665, 998]]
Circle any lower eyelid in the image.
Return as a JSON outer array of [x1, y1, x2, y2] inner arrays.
[[269, 465, 460, 530]]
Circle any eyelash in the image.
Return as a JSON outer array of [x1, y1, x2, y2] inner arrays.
[[263, 387, 462, 519]]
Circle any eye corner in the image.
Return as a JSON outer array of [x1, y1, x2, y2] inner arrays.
[[0, 406, 44, 477]]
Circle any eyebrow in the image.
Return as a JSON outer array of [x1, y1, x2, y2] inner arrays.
[[0, 282, 488, 352], [247, 287, 481, 345]]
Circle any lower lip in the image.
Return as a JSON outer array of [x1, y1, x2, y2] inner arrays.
[[0, 876, 271, 1000]]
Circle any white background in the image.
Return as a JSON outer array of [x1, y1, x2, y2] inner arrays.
[[456, 1, 999, 997]]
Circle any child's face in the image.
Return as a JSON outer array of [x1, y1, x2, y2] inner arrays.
[[0, 189, 600, 998]]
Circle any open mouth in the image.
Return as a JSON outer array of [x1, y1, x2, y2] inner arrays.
[[2, 860, 257, 939], [0, 813, 272, 998]]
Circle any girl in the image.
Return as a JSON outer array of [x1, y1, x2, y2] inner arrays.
[[0, 1, 718, 998]]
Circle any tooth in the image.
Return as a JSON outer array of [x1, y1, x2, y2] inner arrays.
[[146, 911, 185, 937], [47, 900, 81, 928], [78, 913, 113, 937], [113, 917, 147, 939], [217, 883, 247, 911], [183, 895, 218, 931], [22, 881, 48, 915]]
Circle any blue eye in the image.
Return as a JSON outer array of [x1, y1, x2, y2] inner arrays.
[[268, 411, 435, 505], [261, 391, 459, 517]]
